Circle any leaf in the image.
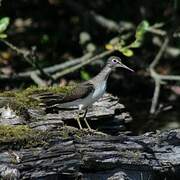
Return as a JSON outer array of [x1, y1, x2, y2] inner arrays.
[[0, 17, 10, 34], [119, 39, 125, 46], [105, 44, 114, 50], [129, 40, 141, 48], [120, 48, 134, 57], [41, 34, 49, 44], [0, 34, 7, 39], [80, 70, 91, 80], [114, 43, 123, 51], [135, 20, 149, 41]]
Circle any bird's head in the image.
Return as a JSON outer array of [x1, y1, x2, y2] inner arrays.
[[107, 56, 134, 72]]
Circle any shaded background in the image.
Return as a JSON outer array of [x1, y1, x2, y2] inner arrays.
[[0, 0, 180, 134]]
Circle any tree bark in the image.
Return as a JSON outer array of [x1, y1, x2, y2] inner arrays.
[[0, 94, 179, 180]]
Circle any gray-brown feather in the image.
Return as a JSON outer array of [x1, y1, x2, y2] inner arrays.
[[33, 82, 94, 107]]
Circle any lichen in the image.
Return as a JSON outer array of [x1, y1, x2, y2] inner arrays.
[[0, 125, 48, 149]]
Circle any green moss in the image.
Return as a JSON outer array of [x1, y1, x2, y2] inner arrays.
[[0, 125, 32, 140], [0, 124, 108, 151], [59, 126, 107, 139], [121, 149, 141, 161], [0, 85, 75, 113], [20, 85, 75, 96], [0, 125, 48, 150], [59, 126, 86, 138]]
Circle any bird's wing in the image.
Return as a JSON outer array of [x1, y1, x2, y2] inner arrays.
[[32, 82, 94, 107]]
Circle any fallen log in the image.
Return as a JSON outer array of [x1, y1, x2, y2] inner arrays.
[[0, 93, 131, 135], [1, 128, 180, 179], [0, 93, 179, 180]]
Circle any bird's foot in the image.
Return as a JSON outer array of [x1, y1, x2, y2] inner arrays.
[[83, 128, 108, 136]]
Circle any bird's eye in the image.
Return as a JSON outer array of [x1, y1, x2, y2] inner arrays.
[[112, 59, 117, 63]]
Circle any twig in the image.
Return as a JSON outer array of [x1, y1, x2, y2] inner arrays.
[[30, 72, 47, 87], [52, 50, 114, 79], [90, 11, 120, 32], [149, 37, 169, 114], [153, 37, 180, 57], [20, 52, 93, 77], [149, 37, 180, 114], [0, 39, 30, 59], [0, 49, 112, 81], [150, 37, 169, 68], [90, 12, 134, 33], [158, 74, 180, 81], [150, 78, 161, 114], [147, 27, 167, 36], [146, 23, 180, 39], [0, 40, 53, 83], [0, 52, 93, 80], [64, 0, 134, 33], [29, 46, 55, 83]]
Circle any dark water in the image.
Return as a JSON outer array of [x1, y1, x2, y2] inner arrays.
[[107, 72, 180, 135]]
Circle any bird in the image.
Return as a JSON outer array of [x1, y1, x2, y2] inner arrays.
[[33, 56, 134, 130]]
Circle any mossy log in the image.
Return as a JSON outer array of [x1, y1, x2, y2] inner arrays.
[[0, 129, 180, 180], [0, 93, 179, 180], [0, 92, 131, 135]]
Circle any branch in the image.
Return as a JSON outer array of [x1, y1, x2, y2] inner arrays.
[[0, 40, 54, 83], [150, 78, 161, 114], [153, 36, 180, 57], [20, 53, 93, 78], [90, 11, 134, 33], [147, 27, 167, 36], [52, 50, 114, 79], [64, 0, 134, 33], [149, 37, 169, 114], [150, 37, 169, 69], [0, 49, 113, 83], [30, 72, 47, 87], [149, 37, 180, 114], [0, 39, 30, 59], [0, 53, 93, 80]]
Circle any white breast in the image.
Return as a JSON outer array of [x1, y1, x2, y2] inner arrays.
[[77, 81, 106, 109], [92, 80, 106, 100]]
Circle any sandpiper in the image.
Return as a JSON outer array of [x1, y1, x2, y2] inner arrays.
[[35, 56, 133, 130]]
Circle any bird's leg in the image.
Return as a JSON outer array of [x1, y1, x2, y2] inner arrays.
[[82, 109, 107, 136], [79, 107, 107, 136], [82, 108, 92, 131], [76, 109, 83, 129]]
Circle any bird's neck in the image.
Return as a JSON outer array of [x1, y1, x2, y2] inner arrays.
[[91, 65, 112, 83]]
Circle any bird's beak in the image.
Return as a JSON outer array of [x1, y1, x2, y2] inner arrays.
[[118, 62, 134, 72]]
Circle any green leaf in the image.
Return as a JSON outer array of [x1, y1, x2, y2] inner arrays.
[[135, 20, 149, 41], [80, 70, 91, 80], [119, 39, 125, 46], [0, 34, 7, 39], [105, 44, 114, 50], [120, 48, 134, 57], [129, 40, 141, 48], [114, 43, 123, 51], [41, 34, 49, 44], [0, 17, 10, 34]]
